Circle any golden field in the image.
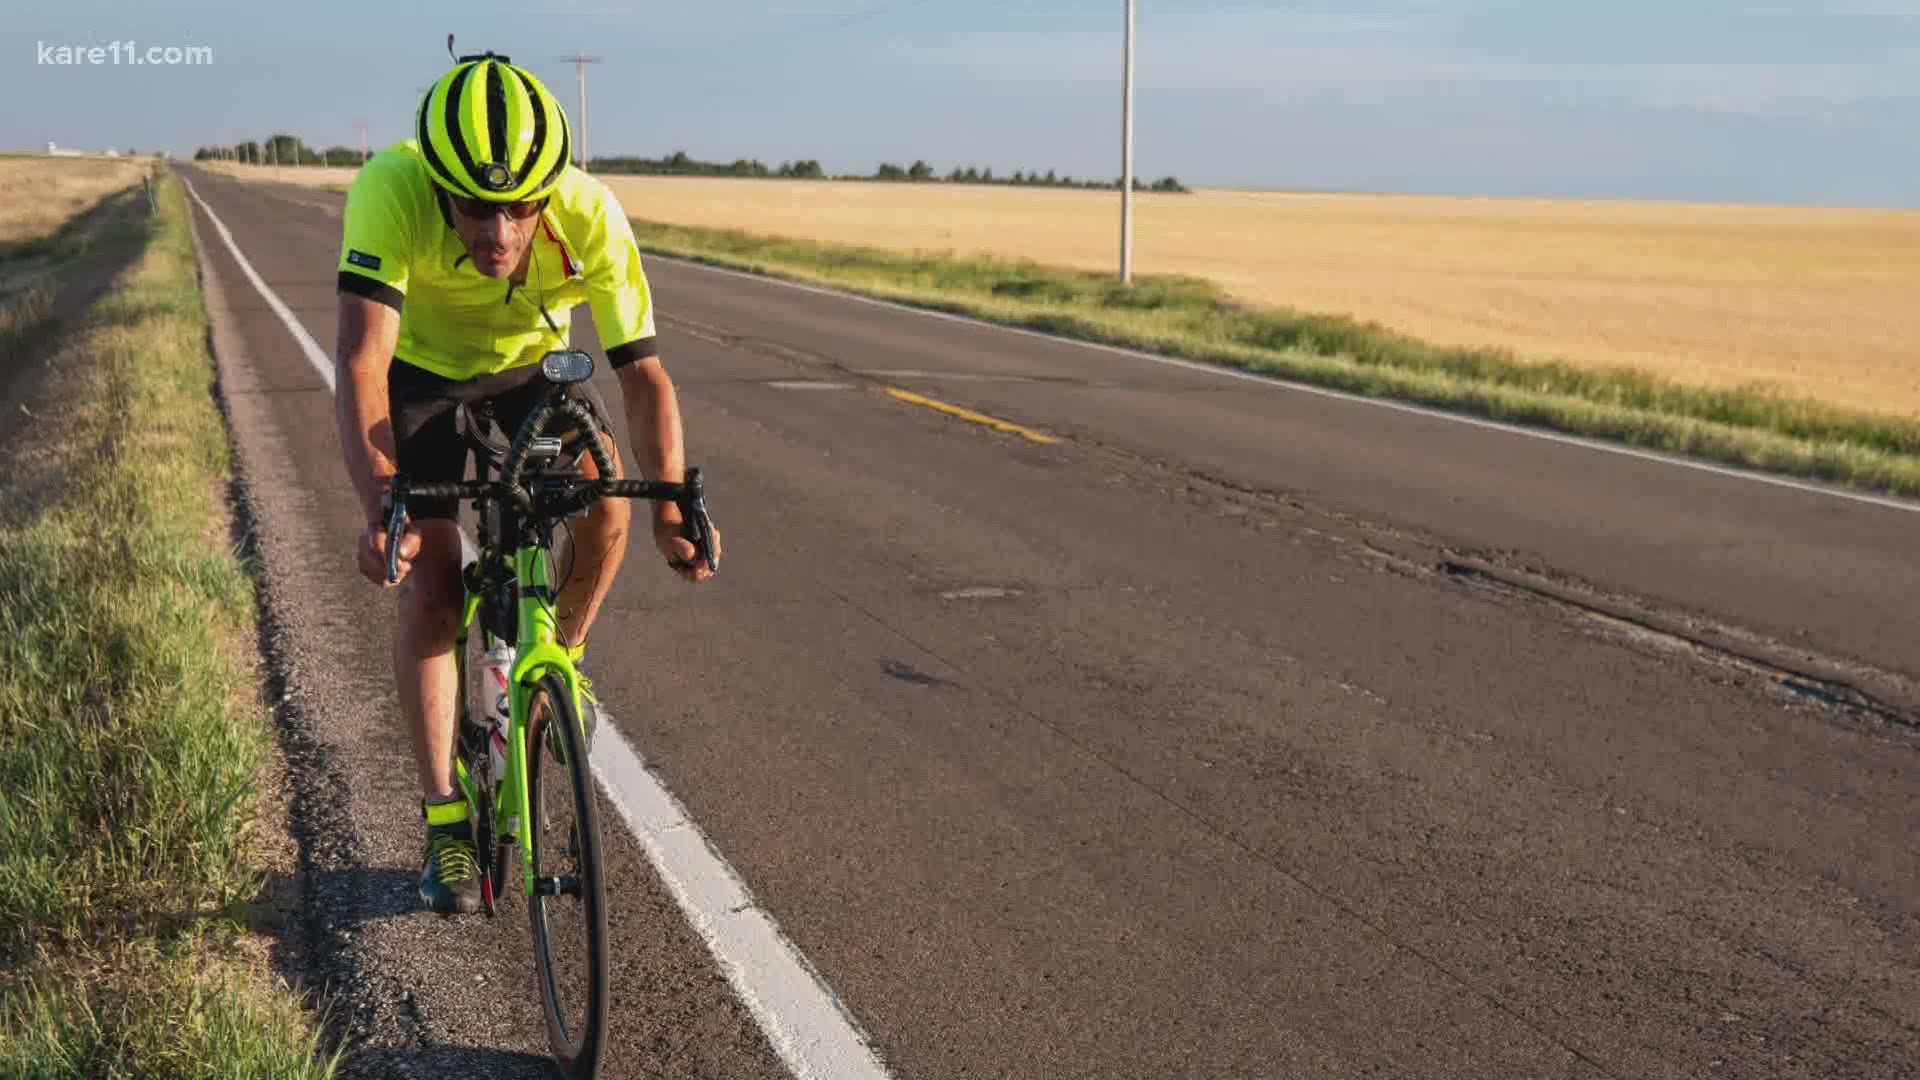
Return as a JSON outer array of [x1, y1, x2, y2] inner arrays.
[[0, 155, 147, 245], [208, 162, 1920, 419], [197, 160, 357, 187], [606, 178, 1920, 419]]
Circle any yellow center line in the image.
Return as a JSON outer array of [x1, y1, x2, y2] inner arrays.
[[884, 387, 1060, 445]]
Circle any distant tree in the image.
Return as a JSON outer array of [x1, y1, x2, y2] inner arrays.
[[875, 162, 908, 181], [908, 159, 933, 181], [261, 134, 309, 165], [982, 166, 994, 182]]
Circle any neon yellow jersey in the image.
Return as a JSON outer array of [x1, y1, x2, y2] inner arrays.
[[336, 139, 658, 381]]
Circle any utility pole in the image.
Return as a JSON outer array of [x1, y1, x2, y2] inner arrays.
[[560, 53, 602, 171], [353, 119, 370, 163], [1120, 0, 1136, 284]]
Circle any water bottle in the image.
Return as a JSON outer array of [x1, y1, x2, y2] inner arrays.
[[476, 642, 516, 787], [470, 638, 518, 841]]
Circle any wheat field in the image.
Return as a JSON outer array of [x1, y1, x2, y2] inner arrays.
[[208, 163, 1920, 418]]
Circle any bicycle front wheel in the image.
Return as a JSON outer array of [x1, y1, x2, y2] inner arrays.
[[525, 672, 609, 1077]]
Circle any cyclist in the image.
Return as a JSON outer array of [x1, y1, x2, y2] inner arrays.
[[332, 52, 720, 915]]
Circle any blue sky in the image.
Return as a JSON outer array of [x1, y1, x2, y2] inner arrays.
[[8, 1, 1919, 206]]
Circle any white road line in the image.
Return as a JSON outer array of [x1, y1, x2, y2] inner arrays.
[[182, 176, 335, 392], [182, 174, 895, 1080], [593, 725, 892, 1079], [655, 255, 1920, 516]]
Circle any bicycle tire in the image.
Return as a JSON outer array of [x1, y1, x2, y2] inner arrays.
[[525, 671, 609, 1077]]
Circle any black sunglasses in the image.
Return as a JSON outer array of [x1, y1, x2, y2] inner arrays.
[[448, 193, 547, 221]]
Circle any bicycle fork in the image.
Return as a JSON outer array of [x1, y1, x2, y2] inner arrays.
[[510, 542, 578, 899]]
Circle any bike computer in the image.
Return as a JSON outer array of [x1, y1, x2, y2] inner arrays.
[[539, 349, 594, 385]]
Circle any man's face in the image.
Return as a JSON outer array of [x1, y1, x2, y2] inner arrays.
[[446, 194, 543, 279]]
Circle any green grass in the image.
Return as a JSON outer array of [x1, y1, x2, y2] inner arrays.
[[0, 170, 334, 1077], [0, 935, 338, 1080], [629, 218, 1920, 496]]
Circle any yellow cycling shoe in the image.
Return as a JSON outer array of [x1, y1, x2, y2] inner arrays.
[[419, 798, 483, 915]]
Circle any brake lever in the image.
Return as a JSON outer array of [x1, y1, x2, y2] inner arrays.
[[672, 467, 718, 574], [384, 488, 408, 585]]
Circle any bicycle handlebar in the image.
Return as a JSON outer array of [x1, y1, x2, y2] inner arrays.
[[382, 380, 718, 584], [384, 470, 717, 585]]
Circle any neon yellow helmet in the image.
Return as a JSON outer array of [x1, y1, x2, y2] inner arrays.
[[416, 52, 572, 203]]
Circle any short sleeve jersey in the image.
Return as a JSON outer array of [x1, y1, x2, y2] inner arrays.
[[336, 139, 658, 380]]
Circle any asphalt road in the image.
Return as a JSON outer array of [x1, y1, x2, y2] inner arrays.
[[181, 165, 1916, 1080]]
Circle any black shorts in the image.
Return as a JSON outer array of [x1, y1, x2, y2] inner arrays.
[[389, 358, 614, 521]]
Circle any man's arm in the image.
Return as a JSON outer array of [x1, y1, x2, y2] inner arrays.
[[579, 178, 714, 577], [335, 292, 403, 527], [614, 355, 718, 581], [613, 355, 686, 505]]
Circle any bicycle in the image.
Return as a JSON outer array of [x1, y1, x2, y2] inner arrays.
[[380, 348, 718, 1078]]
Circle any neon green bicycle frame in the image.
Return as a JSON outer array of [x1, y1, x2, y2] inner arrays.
[[452, 541, 583, 899]]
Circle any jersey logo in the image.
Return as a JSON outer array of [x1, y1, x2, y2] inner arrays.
[[346, 249, 383, 271]]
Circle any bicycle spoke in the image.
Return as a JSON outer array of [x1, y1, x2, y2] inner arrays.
[[525, 675, 607, 1075]]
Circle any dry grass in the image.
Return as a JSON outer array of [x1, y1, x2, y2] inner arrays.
[[209, 161, 1920, 419], [0, 156, 147, 246], [198, 161, 357, 188]]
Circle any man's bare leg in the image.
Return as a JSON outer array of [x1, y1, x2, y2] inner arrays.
[[556, 444, 630, 649], [396, 519, 466, 800]]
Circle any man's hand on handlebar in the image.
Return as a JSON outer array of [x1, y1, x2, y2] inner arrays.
[[360, 518, 422, 586], [654, 513, 721, 584]]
